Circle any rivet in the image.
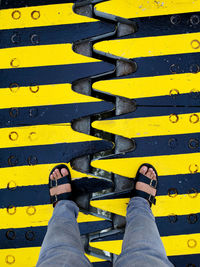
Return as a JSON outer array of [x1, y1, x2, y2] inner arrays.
[[188, 138, 199, 149], [190, 15, 200, 25], [170, 64, 180, 74], [7, 205, 16, 215], [168, 188, 178, 198], [9, 132, 18, 141], [168, 214, 178, 223], [189, 114, 199, 124], [169, 89, 179, 97], [28, 132, 37, 141], [190, 89, 200, 99], [27, 155, 38, 165], [6, 230, 16, 240], [9, 108, 19, 118], [25, 230, 35, 241], [29, 84, 39, 93], [187, 214, 198, 224], [188, 188, 198, 198], [168, 138, 178, 149], [30, 34, 40, 45], [12, 10, 21, 20], [190, 64, 200, 73], [31, 11, 40, 20], [191, 40, 200, 49], [187, 239, 197, 248], [189, 164, 199, 174], [8, 155, 18, 166], [5, 255, 15, 264], [169, 114, 179, 123], [9, 83, 19, 93], [170, 15, 181, 25], [26, 206, 36, 216], [7, 181, 17, 190], [10, 58, 20, 68], [29, 107, 38, 118], [11, 32, 21, 44]]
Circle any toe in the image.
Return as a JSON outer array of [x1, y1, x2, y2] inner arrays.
[[61, 168, 68, 177], [146, 168, 153, 179], [139, 165, 148, 175], [151, 170, 156, 180], [53, 170, 58, 179], [55, 168, 62, 179]]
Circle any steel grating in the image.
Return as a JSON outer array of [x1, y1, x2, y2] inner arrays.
[[0, 0, 200, 266]]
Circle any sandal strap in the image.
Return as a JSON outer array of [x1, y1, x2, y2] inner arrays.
[[50, 175, 71, 188], [133, 189, 156, 205], [50, 192, 72, 204], [137, 173, 157, 189]]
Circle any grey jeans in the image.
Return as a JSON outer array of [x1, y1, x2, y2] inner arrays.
[[36, 197, 173, 267]]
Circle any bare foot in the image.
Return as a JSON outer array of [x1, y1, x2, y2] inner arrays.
[[50, 168, 72, 207], [135, 165, 157, 205]]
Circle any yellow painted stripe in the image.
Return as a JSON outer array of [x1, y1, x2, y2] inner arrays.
[[0, 123, 100, 148], [95, 0, 200, 19], [0, 3, 97, 30], [0, 44, 98, 69], [0, 204, 105, 229], [91, 153, 200, 177], [93, 73, 200, 99], [90, 233, 200, 256], [91, 240, 123, 255], [0, 247, 40, 267], [86, 254, 106, 263], [94, 32, 200, 58], [0, 247, 103, 267], [91, 193, 200, 217], [92, 112, 200, 139], [0, 83, 101, 109], [0, 163, 97, 189]]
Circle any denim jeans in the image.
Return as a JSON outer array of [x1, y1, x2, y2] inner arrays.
[[37, 197, 173, 267]]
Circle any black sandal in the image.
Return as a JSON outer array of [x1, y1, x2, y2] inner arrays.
[[130, 163, 158, 207], [49, 164, 72, 207]]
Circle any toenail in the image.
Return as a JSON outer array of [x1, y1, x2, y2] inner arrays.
[[141, 166, 147, 171], [61, 168, 68, 175]]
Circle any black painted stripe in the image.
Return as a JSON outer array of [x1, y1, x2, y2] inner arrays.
[[92, 262, 111, 267], [106, 133, 200, 158], [0, 102, 114, 128], [93, 172, 200, 198], [0, 141, 113, 168], [169, 254, 200, 266], [125, 12, 200, 39], [108, 106, 200, 120], [117, 52, 200, 78], [156, 214, 200, 237], [0, 220, 112, 249], [0, 178, 113, 208], [0, 22, 115, 49], [89, 212, 200, 237], [0, 0, 74, 9], [0, 61, 114, 88], [135, 93, 200, 107]]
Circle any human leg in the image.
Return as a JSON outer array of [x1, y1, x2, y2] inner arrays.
[[36, 167, 92, 267], [114, 166, 173, 267]]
